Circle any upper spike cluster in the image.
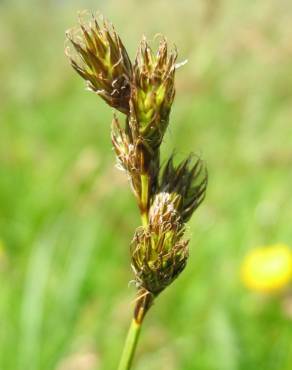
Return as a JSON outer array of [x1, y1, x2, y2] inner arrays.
[[66, 13, 208, 318]]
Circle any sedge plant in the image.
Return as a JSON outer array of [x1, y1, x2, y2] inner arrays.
[[65, 12, 208, 370]]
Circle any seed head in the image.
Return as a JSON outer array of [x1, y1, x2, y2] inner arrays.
[[111, 115, 143, 174], [111, 115, 160, 212], [65, 13, 132, 113], [159, 155, 208, 222], [130, 155, 207, 296], [65, 13, 209, 322], [130, 38, 177, 151], [131, 192, 189, 296]]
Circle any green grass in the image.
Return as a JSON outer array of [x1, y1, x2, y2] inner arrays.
[[1, 1, 292, 369]]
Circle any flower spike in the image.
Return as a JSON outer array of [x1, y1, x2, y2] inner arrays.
[[66, 13, 132, 113], [130, 37, 177, 151], [65, 13, 208, 368], [159, 155, 208, 222]]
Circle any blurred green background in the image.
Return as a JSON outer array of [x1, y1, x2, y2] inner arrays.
[[1, 0, 292, 369]]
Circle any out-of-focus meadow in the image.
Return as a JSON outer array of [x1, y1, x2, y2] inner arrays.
[[1, 0, 292, 369]]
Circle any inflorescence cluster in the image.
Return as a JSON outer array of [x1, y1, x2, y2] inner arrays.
[[66, 13, 208, 324]]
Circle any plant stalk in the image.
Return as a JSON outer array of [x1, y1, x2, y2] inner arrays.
[[117, 318, 142, 370], [118, 291, 153, 370], [140, 174, 149, 226]]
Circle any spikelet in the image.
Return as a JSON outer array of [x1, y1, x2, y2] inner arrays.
[[66, 13, 132, 113]]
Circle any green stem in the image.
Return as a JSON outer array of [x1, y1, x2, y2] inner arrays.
[[140, 174, 149, 226], [141, 212, 148, 227], [117, 319, 142, 370]]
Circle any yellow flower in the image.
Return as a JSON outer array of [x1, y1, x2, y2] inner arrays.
[[241, 244, 292, 293]]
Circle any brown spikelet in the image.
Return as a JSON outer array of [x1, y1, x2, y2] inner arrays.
[[130, 37, 177, 151], [65, 13, 132, 113]]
